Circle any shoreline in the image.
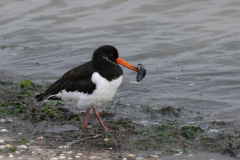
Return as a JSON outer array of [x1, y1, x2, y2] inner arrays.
[[0, 80, 239, 160]]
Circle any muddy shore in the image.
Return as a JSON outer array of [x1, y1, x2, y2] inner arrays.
[[0, 80, 240, 160]]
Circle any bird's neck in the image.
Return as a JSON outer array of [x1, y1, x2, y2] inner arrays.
[[92, 61, 123, 81]]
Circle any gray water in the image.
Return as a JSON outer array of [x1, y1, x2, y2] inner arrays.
[[0, 0, 240, 156]]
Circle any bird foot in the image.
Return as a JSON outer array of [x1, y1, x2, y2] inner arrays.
[[104, 128, 113, 132], [82, 123, 90, 128]]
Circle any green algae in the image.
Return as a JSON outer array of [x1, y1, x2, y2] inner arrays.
[[22, 91, 31, 95], [1, 45, 6, 50], [156, 132, 170, 137], [114, 120, 120, 124], [43, 107, 56, 115], [162, 149, 180, 155], [21, 137, 26, 141], [1, 101, 7, 107], [18, 80, 34, 88], [2, 148, 16, 154]]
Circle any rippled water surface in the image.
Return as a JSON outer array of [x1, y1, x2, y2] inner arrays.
[[0, 0, 240, 158]]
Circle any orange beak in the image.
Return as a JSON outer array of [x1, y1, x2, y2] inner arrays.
[[116, 57, 137, 72]]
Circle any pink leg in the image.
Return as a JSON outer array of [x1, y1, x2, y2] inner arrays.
[[82, 109, 90, 128], [93, 108, 112, 132]]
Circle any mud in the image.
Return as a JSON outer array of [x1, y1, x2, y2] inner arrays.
[[0, 80, 239, 160]]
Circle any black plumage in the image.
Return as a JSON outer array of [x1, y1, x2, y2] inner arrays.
[[36, 45, 123, 102]]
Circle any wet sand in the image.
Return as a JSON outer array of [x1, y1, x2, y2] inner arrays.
[[0, 80, 239, 160]]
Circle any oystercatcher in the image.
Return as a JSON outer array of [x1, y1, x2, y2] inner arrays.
[[36, 45, 137, 131]]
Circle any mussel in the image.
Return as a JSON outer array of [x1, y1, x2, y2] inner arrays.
[[136, 64, 146, 82]]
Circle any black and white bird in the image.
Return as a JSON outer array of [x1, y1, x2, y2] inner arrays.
[[36, 45, 137, 131]]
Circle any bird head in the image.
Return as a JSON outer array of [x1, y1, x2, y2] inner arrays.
[[92, 45, 137, 72]]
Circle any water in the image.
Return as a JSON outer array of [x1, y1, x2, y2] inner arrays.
[[0, 0, 240, 157]]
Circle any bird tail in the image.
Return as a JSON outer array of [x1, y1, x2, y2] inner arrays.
[[35, 93, 45, 102]]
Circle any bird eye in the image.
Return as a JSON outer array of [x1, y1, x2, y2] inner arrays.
[[110, 53, 114, 56]]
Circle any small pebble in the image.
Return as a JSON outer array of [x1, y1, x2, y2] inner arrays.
[[0, 129, 8, 132], [123, 158, 127, 160], [18, 133, 22, 135], [0, 139, 4, 143], [37, 136, 44, 140], [15, 151, 20, 154], [189, 154, 194, 157], [128, 154, 135, 157], [63, 146, 68, 148], [18, 145, 27, 149], [175, 153, 183, 156], [59, 146, 64, 149], [5, 144, 13, 148], [0, 119, 6, 123], [0, 156, 3, 159], [109, 148, 112, 149], [136, 157, 144, 160], [59, 156, 66, 159], [182, 142, 190, 149], [77, 153, 82, 156], [67, 158, 72, 160], [208, 129, 218, 133], [3, 118, 12, 123], [67, 151, 72, 154], [50, 158, 59, 160], [66, 142, 74, 146], [92, 134, 102, 138], [75, 156, 80, 159], [104, 138, 111, 142], [9, 154, 14, 158], [188, 84, 195, 86], [89, 156, 101, 159], [152, 155, 159, 158], [0, 145, 5, 149], [18, 158, 22, 160], [60, 154, 65, 156]]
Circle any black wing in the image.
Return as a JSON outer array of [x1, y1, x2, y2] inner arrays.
[[36, 61, 96, 102]]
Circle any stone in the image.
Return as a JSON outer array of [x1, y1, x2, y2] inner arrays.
[[9, 154, 14, 158], [59, 156, 66, 159], [18, 145, 27, 149], [89, 156, 101, 159], [128, 154, 135, 157], [0, 129, 8, 132]]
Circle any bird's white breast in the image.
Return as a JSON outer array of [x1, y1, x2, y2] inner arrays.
[[55, 72, 122, 110]]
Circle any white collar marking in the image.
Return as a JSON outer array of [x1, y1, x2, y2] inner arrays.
[[103, 57, 116, 65]]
